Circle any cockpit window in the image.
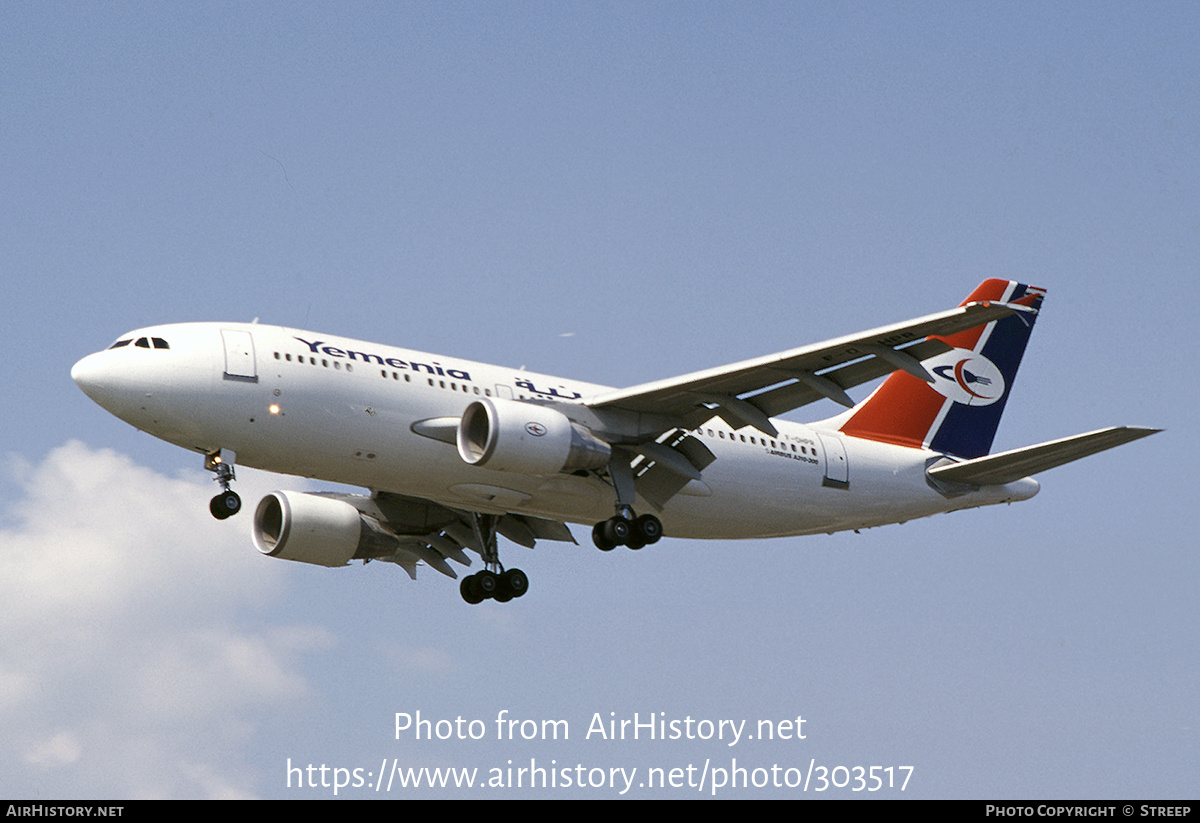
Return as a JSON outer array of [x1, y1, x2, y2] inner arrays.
[[109, 336, 169, 350]]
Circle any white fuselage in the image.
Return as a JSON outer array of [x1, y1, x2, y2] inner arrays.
[[71, 322, 1038, 540]]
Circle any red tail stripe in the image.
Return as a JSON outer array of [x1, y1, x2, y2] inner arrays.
[[838, 279, 1015, 450]]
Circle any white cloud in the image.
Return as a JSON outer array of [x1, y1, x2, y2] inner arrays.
[[383, 643, 459, 677], [0, 441, 332, 798], [23, 731, 82, 768]]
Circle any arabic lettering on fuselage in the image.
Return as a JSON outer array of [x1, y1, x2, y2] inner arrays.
[[513, 377, 582, 400], [293, 337, 471, 381]]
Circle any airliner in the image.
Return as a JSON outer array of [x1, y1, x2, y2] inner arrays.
[[71, 279, 1157, 604]]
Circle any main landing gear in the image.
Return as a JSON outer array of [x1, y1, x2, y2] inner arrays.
[[205, 450, 242, 520], [592, 511, 663, 551], [459, 513, 529, 605], [460, 567, 529, 605], [590, 453, 663, 551]]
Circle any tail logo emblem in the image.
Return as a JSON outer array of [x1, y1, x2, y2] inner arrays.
[[925, 348, 1006, 406]]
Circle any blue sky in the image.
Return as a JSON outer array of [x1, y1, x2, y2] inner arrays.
[[2, 2, 1196, 798]]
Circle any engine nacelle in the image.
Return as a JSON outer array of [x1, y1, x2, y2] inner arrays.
[[252, 491, 398, 567], [457, 397, 611, 476]]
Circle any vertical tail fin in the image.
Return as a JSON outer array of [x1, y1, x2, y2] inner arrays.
[[839, 279, 1045, 459]]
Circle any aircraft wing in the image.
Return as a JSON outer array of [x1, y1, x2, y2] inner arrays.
[[926, 426, 1161, 486], [339, 491, 576, 580], [585, 299, 1035, 436]]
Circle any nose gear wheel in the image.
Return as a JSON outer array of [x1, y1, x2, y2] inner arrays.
[[205, 450, 241, 520]]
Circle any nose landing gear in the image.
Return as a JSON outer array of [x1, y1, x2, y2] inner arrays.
[[205, 450, 241, 520]]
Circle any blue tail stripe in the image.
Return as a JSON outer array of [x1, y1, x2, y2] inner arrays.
[[928, 284, 1042, 459]]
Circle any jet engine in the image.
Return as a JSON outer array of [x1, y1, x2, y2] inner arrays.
[[252, 491, 400, 567], [457, 397, 610, 476]]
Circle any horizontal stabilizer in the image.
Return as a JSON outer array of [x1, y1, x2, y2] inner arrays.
[[927, 426, 1160, 486]]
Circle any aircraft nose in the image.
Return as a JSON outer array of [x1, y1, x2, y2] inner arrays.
[[71, 352, 106, 400], [71, 350, 129, 411]]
